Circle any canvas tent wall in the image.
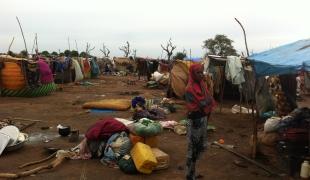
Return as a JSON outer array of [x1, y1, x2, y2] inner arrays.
[[71, 58, 83, 82], [168, 60, 200, 98]]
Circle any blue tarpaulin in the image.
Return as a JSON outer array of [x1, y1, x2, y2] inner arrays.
[[248, 39, 310, 77]]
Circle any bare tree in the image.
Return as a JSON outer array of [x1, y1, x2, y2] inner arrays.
[[85, 42, 95, 57], [119, 41, 131, 57], [161, 38, 176, 61], [132, 49, 137, 59], [100, 43, 110, 58]]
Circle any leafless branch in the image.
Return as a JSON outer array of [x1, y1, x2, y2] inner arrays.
[[161, 38, 176, 61], [119, 41, 131, 57]]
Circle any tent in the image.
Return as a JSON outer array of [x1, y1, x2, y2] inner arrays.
[[247, 39, 310, 158], [71, 59, 83, 82], [0, 55, 56, 97], [248, 39, 310, 115], [248, 39, 310, 77], [113, 57, 136, 72]]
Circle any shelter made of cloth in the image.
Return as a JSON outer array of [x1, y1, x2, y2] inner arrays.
[[249, 39, 310, 77]]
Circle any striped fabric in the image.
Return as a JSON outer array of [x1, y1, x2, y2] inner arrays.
[[1, 83, 57, 97]]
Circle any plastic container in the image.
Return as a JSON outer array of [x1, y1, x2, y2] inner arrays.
[[151, 148, 170, 170], [300, 160, 309, 179], [129, 134, 158, 147], [130, 142, 157, 174], [145, 136, 158, 148], [129, 133, 144, 145], [58, 126, 71, 137]]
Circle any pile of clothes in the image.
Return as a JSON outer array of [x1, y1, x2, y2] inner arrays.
[[77, 118, 132, 168], [258, 107, 310, 175], [75, 116, 165, 174], [131, 96, 175, 121]]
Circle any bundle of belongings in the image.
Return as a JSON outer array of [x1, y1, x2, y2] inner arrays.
[[255, 107, 310, 176], [75, 117, 169, 175], [50, 56, 72, 83], [131, 96, 176, 120], [150, 71, 170, 86]]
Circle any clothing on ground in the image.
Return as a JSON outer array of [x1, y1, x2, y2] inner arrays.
[[85, 117, 129, 141]]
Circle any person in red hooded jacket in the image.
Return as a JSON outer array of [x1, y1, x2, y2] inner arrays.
[[185, 63, 216, 180]]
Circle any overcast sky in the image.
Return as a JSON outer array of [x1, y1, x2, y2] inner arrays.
[[0, 0, 309, 58]]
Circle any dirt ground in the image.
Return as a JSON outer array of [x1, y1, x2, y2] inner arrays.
[[0, 75, 307, 180]]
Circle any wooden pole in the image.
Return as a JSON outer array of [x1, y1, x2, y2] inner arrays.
[[8, 117, 44, 122], [212, 141, 280, 176], [68, 37, 71, 51], [6, 37, 15, 56], [31, 35, 36, 55], [219, 66, 225, 113], [251, 79, 257, 158], [16, 17, 28, 57], [19, 152, 56, 168], [0, 155, 66, 178], [234, 18, 249, 57], [239, 86, 243, 114], [35, 33, 38, 56]]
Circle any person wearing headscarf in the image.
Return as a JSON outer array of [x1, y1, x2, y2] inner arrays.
[[185, 63, 216, 180]]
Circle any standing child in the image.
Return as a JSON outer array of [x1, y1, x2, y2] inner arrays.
[[185, 64, 216, 180]]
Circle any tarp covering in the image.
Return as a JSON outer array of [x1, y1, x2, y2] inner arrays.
[[169, 60, 199, 98], [248, 39, 310, 77]]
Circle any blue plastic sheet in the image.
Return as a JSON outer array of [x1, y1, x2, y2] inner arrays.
[[248, 39, 310, 77]]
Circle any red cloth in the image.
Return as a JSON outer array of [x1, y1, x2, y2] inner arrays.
[[38, 59, 54, 84], [185, 64, 216, 114], [85, 117, 128, 141], [83, 59, 91, 74]]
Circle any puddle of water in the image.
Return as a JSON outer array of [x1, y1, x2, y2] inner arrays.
[[27, 132, 85, 144]]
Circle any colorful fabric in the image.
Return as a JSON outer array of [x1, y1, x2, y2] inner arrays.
[[83, 59, 91, 78], [131, 96, 146, 108], [185, 64, 216, 114], [1, 83, 56, 97], [132, 108, 166, 120], [38, 59, 54, 84], [85, 117, 129, 141], [90, 58, 100, 78]]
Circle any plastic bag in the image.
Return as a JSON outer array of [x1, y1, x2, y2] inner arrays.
[[264, 117, 281, 133], [134, 118, 163, 137]]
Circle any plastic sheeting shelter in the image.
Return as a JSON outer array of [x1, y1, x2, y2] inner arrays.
[[248, 39, 310, 77]]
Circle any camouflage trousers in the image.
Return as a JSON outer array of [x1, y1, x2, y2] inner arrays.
[[186, 117, 208, 180]]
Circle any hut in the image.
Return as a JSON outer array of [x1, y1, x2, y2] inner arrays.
[[113, 57, 136, 73], [0, 55, 56, 97]]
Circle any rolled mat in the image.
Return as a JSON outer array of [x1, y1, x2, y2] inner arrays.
[[82, 99, 131, 111]]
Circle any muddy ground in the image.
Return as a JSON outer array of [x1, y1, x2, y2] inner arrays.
[[0, 75, 307, 180]]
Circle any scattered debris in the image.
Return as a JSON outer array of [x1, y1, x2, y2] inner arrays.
[[211, 141, 282, 176], [233, 160, 248, 168]]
